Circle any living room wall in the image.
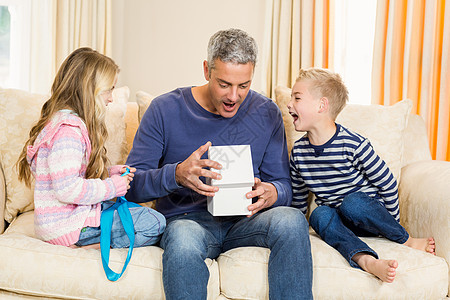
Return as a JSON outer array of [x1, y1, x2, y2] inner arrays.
[[112, 0, 268, 101]]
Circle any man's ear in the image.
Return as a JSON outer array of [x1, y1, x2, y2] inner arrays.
[[319, 97, 329, 113], [203, 60, 210, 81]]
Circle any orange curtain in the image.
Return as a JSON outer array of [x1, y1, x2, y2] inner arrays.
[[372, 0, 450, 161], [261, 0, 333, 98]]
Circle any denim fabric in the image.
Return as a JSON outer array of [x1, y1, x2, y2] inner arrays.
[[75, 200, 166, 248], [309, 191, 409, 268], [159, 207, 313, 300]]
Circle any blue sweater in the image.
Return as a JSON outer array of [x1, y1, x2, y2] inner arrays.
[[126, 87, 292, 218], [290, 124, 400, 221]]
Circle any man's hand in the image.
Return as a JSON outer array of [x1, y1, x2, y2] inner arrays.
[[246, 178, 278, 216], [175, 141, 223, 197]]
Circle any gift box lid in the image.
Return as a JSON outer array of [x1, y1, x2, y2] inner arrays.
[[207, 145, 254, 187]]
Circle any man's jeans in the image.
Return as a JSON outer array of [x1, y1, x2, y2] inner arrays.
[[309, 191, 409, 268], [76, 200, 166, 248], [160, 207, 313, 300]]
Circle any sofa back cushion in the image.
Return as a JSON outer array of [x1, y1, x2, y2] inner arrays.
[[0, 88, 47, 223], [136, 90, 155, 123], [402, 114, 432, 166], [0, 87, 129, 223], [124, 102, 140, 155], [274, 86, 412, 180]]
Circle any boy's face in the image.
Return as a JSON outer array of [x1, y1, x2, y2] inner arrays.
[[287, 79, 321, 132], [203, 59, 253, 118]]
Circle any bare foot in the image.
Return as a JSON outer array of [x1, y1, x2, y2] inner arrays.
[[353, 253, 398, 283], [69, 243, 100, 250], [403, 237, 435, 255]]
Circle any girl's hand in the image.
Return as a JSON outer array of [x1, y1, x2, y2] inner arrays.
[[121, 166, 136, 190]]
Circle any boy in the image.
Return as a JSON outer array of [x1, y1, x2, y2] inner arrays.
[[288, 68, 435, 283]]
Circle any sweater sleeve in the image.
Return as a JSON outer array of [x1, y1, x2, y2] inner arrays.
[[354, 139, 400, 221], [108, 165, 126, 176], [289, 150, 309, 214], [47, 125, 128, 205], [125, 101, 181, 203]]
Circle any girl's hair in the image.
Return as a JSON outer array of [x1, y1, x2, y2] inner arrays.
[[296, 68, 349, 120], [17, 47, 119, 186]]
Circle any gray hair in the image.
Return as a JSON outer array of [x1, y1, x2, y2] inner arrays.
[[207, 28, 258, 74]]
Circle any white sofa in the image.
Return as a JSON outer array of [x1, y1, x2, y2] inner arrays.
[[0, 86, 448, 299]]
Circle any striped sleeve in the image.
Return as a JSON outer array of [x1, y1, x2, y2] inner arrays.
[[45, 125, 127, 205], [290, 150, 309, 214], [353, 139, 400, 221]]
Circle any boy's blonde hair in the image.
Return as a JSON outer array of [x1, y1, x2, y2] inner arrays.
[[296, 68, 348, 120], [17, 47, 119, 186]]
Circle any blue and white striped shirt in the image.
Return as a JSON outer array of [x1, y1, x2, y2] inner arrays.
[[290, 124, 399, 221]]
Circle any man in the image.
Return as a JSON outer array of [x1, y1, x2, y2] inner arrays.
[[126, 28, 313, 299]]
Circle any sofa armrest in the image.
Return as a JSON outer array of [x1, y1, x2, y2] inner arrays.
[[398, 160, 450, 263]]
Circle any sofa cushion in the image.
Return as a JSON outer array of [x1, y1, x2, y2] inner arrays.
[[274, 86, 412, 180], [0, 87, 129, 223], [335, 99, 412, 180], [402, 114, 432, 166], [124, 102, 139, 155], [136, 90, 155, 123], [105, 86, 130, 166], [0, 213, 220, 299], [0, 88, 47, 224], [217, 229, 448, 299]]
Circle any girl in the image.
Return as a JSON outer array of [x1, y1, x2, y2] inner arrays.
[[17, 47, 165, 249]]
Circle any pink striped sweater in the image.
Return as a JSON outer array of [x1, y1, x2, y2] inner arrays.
[[26, 110, 128, 246]]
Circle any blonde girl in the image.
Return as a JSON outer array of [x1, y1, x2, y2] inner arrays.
[[17, 47, 165, 248]]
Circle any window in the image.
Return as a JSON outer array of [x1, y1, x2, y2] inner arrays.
[[333, 0, 377, 105], [0, 0, 31, 90], [0, 6, 10, 85]]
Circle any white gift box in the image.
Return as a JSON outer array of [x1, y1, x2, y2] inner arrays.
[[206, 145, 254, 216]]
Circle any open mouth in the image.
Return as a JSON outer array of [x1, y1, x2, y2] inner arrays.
[[290, 112, 299, 122], [223, 102, 236, 112]]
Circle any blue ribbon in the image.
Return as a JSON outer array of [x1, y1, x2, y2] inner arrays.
[[100, 168, 140, 281]]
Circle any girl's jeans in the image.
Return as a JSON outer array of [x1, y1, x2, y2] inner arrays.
[[160, 207, 313, 300], [75, 200, 166, 248], [309, 191, 409, 268]]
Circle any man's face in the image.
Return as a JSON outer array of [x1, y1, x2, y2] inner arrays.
[[204, 59, 254, 118]]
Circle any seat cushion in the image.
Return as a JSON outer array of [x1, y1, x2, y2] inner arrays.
[[217, 229, 448, 299], [0, 213, 220, 299]]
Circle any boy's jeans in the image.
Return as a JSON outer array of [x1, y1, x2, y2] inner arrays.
[[76, 200, 166, 248], [160, 207, 313, 300], [309, 191, 409, 268]]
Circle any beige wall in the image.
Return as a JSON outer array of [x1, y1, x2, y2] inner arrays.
[[111, 0, 268, 101]]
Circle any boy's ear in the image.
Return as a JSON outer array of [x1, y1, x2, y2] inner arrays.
[[319, 97, 329, 113]]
